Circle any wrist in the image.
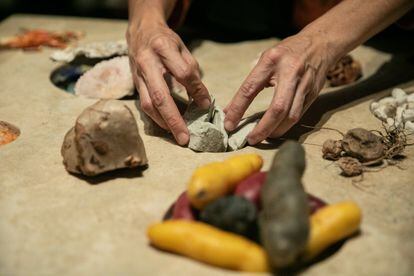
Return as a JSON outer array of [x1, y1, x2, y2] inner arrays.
[[299, 23, 347, 66], [128, 1, 171, 34]]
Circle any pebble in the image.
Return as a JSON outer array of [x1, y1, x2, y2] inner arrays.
[[370, 87, 414, 128], [391, 88, 407, 105]]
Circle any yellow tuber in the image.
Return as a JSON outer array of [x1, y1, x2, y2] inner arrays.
[[147, 220, 269, 272], [304, 201, 362, 260], [187, 153, 263, 209]]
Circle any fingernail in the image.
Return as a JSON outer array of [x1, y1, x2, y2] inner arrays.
[[177, 132, 189, 146], [224, 120, 235, 132], [200, 98, 211, 109]]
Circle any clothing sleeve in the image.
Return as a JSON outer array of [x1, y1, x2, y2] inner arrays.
[[167, 0, 192, 29]]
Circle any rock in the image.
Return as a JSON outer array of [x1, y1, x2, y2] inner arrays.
[[405, 121, 414, 132], [183, 98, 259, 152], [74, 56, 134, 99], [228, 119, 258, 151], [402, 109, 414, 122], [61, 100, 148, 176], [187, 121, 227, 152], [391, 88, 407, 105]]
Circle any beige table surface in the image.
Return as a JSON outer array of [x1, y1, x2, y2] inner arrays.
[[0, 15, 413, 276]]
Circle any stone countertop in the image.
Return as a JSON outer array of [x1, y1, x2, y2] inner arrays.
[[0, 14, 413, 276]]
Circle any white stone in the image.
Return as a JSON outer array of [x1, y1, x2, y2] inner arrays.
[[404, 121, 414, 132], [391, 88, 407, 105], [370, 102, 379, 110], [407, 93, 414, 102], [402, 109, 414, 122], [378, 97, 397, 106], [386, 117, 395, 127]]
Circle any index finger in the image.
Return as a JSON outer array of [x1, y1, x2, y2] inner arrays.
[[224, 61, 272, 132], [247, 71, 299, 145], [140, 57, 189, 145]]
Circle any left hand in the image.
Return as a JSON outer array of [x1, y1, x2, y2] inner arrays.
[[224, 33, 336, 145]]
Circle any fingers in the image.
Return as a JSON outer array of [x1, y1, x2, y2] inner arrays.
[[138, 53, 190, 146], [247, 73, 298, 145], [269, 68, 315, 138], [224, 59, 274, 132], [130, 57, 169, 130], [155, 43, 211, 109]]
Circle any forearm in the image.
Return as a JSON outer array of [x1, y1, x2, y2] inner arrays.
[[301, 0, 414, 61], [128, 0, 177, 29]]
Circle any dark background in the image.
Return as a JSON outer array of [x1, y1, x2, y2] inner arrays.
[[0, 0, 129, 21]]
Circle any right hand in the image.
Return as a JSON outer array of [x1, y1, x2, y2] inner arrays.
[[127, 22, 211, 146]]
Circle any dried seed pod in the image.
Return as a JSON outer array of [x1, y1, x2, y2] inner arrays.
[[259, 141, 309, 268], [337, 157, 363, 177], [61, 100, 147, 176], [322, 139, 343, 160], [341, 128, 385, 162]]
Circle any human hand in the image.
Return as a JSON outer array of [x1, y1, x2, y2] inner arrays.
[[127, 21, 210, 145], [224, 34, 335, 145]]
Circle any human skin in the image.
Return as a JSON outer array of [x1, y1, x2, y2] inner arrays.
[[127, 0, 211, 146], [128, 0, 414, 145]]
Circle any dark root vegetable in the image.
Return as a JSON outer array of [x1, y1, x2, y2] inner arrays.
[[341, 128, 385, 162], [337, 157, 363, 177], [307, 194, 327, 214], [200, 196, 257, 238], [234, 171, 267, 208], [259, 141, 310, 268], [172, 192, 196, 220], [322, 139, 343, 160]]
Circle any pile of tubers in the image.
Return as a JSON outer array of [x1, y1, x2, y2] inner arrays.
[[148, 141, 362, 272], [322, 126, 410, 177]]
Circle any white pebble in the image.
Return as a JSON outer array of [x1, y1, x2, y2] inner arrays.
[[386, 117, 395, 127], [407, 93, 414, 102], [370, 102, 379, 110], [402, 109, 414, 122], [391, 88, 407, 105], [378, 97, 397, 105], [405, 121, 414, 132], [395, 106, 405, 125], [373, 106, 388, 121]]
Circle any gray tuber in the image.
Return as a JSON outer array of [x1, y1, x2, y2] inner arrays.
[[259, 141, 310, 268], [183, 98, 259, 152], [61, 100, 148, 176]]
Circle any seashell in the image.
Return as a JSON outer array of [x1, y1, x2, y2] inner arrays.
[[74, 56, 134, 99], [61, 100, 148, 176], [50, 40, 128, 62]]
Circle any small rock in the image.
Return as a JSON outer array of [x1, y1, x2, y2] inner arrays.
[[322, 139, 343, 160], [405, 121, 414, 132], [337, 157, 363, 177], [402, 109, 414, 122], [391, 88, 407, 105]]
